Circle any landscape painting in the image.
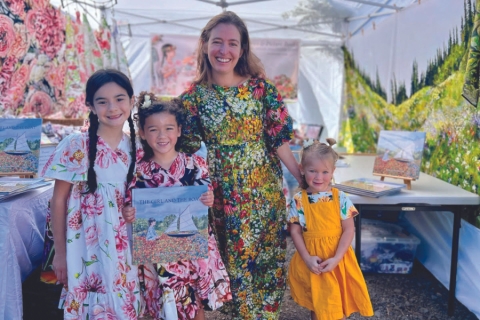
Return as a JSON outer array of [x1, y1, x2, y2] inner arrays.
[[0, 118, 42, 174], [373, 131, 426, 180], [132, 185, 209, 265]]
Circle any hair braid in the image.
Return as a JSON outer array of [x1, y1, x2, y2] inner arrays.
[[127, 115, 136, 186], [86, 112, 99, 194]]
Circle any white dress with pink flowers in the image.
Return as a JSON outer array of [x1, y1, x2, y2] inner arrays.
[[41, 132, 141, 320]]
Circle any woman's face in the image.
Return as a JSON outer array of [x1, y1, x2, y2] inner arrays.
[[204, 23, 243, 77]]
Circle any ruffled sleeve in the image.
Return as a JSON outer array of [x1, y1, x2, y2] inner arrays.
[[41, 133, 88, 182], [287, 191, 305, 227], [179, 86, 203, 154], [339, 191, 359, 220], [262, 79, 293, 152]]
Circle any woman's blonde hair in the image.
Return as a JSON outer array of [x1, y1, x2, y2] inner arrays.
[[194, 11, 265, 85], [299, 138, 339, 190]]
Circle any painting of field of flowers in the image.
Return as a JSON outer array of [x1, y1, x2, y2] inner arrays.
[[131, 186, 209, 265], [373, 131, 426, 180], [339, 1, 479, 202]]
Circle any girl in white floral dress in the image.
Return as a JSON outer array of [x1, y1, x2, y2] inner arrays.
[[42, 69, 141, 320]]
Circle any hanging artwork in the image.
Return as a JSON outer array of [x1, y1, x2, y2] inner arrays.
[[339, 0, 480, 196], [150, 34, 300, 99]]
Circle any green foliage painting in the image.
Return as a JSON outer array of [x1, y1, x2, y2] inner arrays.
[[339, 0, 480, 226]]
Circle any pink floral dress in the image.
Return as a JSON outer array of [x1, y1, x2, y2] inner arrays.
[[41, 132, 141, 320], [125, 152, 232, 320]]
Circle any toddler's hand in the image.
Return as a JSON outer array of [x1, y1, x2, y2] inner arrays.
[[305, 255, 323, 275], [122, 205, 136, 223], [318, 257, 340, 273], [200, 190, 214, 207]]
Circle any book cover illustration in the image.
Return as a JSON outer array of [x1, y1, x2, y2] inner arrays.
[[0, 118, 42, 174], [132, 185, 209, 265], [373, 131, 426, 180]]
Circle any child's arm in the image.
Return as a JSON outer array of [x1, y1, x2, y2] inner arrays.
[[319, 217, 355, 273], [122, 205, 136, 223], [290, 223, 323, 275], [50, 179, 73, 285]]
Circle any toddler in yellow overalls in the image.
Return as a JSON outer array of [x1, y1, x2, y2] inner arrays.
[[288, 138, 374, 320]]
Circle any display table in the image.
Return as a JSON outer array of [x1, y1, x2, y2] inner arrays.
[[334, 155, 480, 316], [0, 183, 53, 320]]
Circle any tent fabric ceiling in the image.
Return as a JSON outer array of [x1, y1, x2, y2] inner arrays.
[[53, 0, 418, 44]]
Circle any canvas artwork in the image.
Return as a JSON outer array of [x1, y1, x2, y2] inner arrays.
[[132, 185, 209, 265], [299, 124, 324, 140], [150, 34, 300, 99], [0, 119, 42, 174], [373, 131, 426, 180]]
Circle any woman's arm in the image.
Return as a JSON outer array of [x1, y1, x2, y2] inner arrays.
[[277, 142, 302, 184], [290, 224, 322, 274], [319, 217, 355, 273], [50, 179, 73, 285]]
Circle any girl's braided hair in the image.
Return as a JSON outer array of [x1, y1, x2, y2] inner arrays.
[[134, 91, 185, 162]]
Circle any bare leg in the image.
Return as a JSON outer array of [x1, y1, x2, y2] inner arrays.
[[192, 307, 205, 320]]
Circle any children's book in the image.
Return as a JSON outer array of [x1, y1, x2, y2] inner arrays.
[[335, 178, 406, 197], [132, 185, 209, 265], [0, 119, 42, 174]]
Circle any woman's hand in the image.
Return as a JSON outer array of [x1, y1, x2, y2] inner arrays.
[[199, 190, 214, 207], [52, 252, 68, 285], [122, 205, 136, 223], [304, 255, 323, 275]]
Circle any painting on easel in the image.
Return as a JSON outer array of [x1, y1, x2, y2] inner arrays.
[[0, 119, 42, 176], [373, 131, 426, 187]]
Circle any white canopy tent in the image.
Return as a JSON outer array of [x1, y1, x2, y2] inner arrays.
[[52, 0, 418, 140]]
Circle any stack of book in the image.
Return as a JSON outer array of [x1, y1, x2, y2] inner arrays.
[[0, 178, 51, 202], [334, 178, 405, 197]]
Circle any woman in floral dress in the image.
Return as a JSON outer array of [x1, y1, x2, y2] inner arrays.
[[180, 11, 302, 319], [42, 69, 141, 319]]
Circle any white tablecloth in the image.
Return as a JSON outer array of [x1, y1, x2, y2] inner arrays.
[[0, 183, 53, 320]]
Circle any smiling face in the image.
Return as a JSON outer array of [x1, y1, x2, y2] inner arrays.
[[89, 82, 133, 130], [204, 23, 243, 78], [300, 155, 336, 193], [139, 111, 181, 163]]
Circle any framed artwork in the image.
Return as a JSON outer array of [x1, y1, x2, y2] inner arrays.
[[299, 124, 324, 140], [373, 131, 426, 182], [131, 185, 209, 265], [0, 118, 42, 176]]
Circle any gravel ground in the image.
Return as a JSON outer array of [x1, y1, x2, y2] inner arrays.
[[23, 236, 477, 320]]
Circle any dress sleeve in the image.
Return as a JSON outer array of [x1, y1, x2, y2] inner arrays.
[[179, 87, 202, 154], [262, 79, 294, 152], [41, 133, 88, 182], [339, 191, 359, 220], [191, 154, 212, 190], [287, 192, 305, 228]]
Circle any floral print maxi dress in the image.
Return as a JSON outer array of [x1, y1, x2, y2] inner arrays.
[[124, 152, 232, 320], [41, 132, 141, 320], [180, 78, 293, 319]]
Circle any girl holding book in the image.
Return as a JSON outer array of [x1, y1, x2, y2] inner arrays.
[[287, 138, 374, 320], [122, 92, 231, 320]]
